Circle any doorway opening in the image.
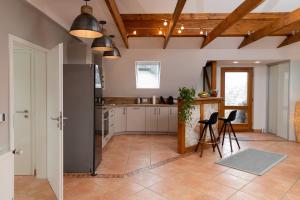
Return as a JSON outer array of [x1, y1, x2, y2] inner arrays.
[[11, 37, 56, 199], [221, 67, 254, 132], [8, 35, 64, 200]]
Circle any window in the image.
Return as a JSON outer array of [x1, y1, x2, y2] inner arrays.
[[135, 61, 160, 89]]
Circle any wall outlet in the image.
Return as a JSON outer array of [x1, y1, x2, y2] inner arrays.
[[0, 113, 6, 122]]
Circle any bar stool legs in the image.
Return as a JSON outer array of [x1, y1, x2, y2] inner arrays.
[[230, 123, 241, 149], [209, 125, 222, 158], [219, 122, 241, 152], [195, 124, 222, 158]]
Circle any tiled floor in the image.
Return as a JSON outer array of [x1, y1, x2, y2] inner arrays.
[[97, 134, 179, 174], [15, 176, 56, 200], [64, 133, 300, 200]]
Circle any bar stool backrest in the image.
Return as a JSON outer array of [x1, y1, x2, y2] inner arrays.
[[228, 110, 237, 122], [208, 112, 218, 124]]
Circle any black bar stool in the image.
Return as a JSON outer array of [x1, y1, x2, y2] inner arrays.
[[195, 112, 222, 158], [218, 110, 241, 152]]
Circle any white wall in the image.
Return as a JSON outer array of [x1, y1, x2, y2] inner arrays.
[[253, 66, 268, 131], [216, 64, 268, 131], [103, 50, 207, 97]]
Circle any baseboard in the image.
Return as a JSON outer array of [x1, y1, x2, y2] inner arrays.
[[252, 129, 263, 133]]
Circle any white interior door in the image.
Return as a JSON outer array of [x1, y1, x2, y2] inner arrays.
[[47, 43, 64, 200], [13, 49, 33, 175], [268, 62, 290, 139]]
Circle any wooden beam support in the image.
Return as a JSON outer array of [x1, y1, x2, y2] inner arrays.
[[163, 0, 186, 49], [278, 32, 300, 48], [239, 8, 300, 48], [201, 0, 265, 48], [105, 0, 129, 48]]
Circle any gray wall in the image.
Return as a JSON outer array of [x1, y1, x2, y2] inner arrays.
[[0, 0, 83, 151]]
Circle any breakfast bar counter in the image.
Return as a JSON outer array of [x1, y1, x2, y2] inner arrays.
[[177, 97, 224, 154]]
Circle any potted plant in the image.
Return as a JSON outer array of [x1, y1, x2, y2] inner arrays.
[[178, 87, 196, 124]]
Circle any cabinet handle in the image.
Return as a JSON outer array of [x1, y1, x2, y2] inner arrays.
[[123, 108, 125, 115], [170, 109, 172, 115], [159, 108, 160, 115], [132, 107, 140, 110], [154, 108, 156, 115]]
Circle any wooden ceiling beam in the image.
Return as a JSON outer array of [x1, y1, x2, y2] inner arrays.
[[278, 32, 300, 48], [163, 0, 186, 49], [239, 8, 300, 48], [105, 0, 129, 48], [201, 0, 265, 48]]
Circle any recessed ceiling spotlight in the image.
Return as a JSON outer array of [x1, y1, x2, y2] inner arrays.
[[178, 29, 182, 34], [200, 30, 204, 35], [133, 30, 137, 35], [233, 61, 239, 64], [158, 29, 163, 35], [180, 24, 185, 30], [254, 61, 261, 64], [163, 20, 168, 26]]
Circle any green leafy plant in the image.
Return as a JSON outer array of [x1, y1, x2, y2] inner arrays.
[[178, 87, 196, 124]]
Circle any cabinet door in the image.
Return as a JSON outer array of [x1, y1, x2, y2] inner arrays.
[[120, 107, 127, 132], [146, 107, 158, 132], [169, 107, 178, 133], [157, 107, 169, 132], [109, 109, 115, 134], [126, 107, 146, 132]]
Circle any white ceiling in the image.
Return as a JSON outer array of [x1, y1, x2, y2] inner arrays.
[[116, 0, 300, 14], [217, 60, 286, 66], [26, 0, 300, 49]]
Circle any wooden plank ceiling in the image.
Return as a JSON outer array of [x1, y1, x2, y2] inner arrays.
[[105, 0, 300, 48]]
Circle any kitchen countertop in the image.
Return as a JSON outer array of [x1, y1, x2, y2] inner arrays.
[[96, 103, 177, 109]]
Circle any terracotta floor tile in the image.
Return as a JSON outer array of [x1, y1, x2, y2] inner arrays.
[[195, 180, 237, 200], [128, 172, 162, 187], [228, 191, 265, 200], [225, 168, 257, 181], [126, 189, 168, 200], [213, 173, 249, 190]]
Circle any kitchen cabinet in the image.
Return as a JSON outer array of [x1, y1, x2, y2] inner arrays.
[[109, 108, 115, 134], [146, 107, 172, 132], [168, 107, 178, 133], [146, 107, 157, 132], [157, 107, 169, 132], [126, 107, 146, 132], [114, 107, 126, 133]]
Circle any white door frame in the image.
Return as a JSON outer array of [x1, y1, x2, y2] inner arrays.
[[9, 34, 49, 150], [8, 34, 50, 196]]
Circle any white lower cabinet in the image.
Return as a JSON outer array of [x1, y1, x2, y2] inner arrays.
[[126, 107, 146, 132], [146, 107, 157, 132], [168, 107, 178, 133], [146, 107, 176, 133], [107, 106, 178, 134], [157, 107, 169, 132], [115, 107, 126, 133]]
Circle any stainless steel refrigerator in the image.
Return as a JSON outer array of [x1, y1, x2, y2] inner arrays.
[[63, 64, 103, 175]]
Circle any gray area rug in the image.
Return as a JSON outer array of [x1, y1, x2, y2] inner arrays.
[[216, 148, 287, 175]]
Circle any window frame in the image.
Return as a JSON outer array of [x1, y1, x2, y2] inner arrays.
[[135, 61, 161, 89]]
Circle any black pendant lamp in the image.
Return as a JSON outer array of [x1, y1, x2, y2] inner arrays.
[[69, 0, 102, 39], [91, 21, 113, 52], [103, 35, 121, 59], [103, 47, 121, 59]]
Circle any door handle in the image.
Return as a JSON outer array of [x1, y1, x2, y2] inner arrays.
[[12, 149, 23, 155], [50, 117, 60, 121], [16, 110, 28, 114]]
